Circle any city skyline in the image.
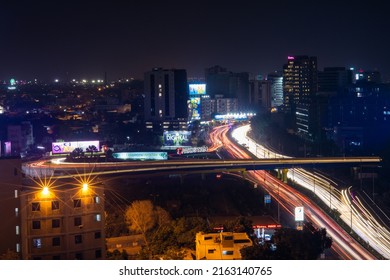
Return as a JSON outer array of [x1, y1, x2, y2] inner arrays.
[[1, 1, 390, 81]]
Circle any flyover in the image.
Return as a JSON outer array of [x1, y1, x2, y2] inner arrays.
[[24, 156, 381, 179]]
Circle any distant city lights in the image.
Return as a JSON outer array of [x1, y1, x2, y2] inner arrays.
[[214, 112, 256, 120]]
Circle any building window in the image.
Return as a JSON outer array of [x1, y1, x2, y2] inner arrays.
[[32, 220, 41, 230], [222, 250, 234, 255], [14, 168, 18, 176], [74, 199, 81, 208], [52, 219, 60, 228], [95, 214, 101, 222], [75, 253, 83, 260], [15, 190, 18, 198], [15, 208, 18, 217], [16, 226, 20, 235], [94, 231, 101, 239], [94, 196, 100, 204], [74, 217, 82, 227], [52, 237, 61, 246], [33, 238, 42, 248], [75, 235, 83, 244], [16, 243, 20, 253], [52, 200, 60, 210], [95, 249, 102, 259], [32, 202, 40, 211], [208, 249, 215, 254]]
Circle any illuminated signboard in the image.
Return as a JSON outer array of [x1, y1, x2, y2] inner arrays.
[[51, 140, 100, 154], [264, 194, 271, 204], [189, 84, 206, 95], [295, 206, 304, 222], [163, 131, 191, 146], [112, 152, 167, 160], [188, 97, 201, 120], [4, 141, 11, 156]]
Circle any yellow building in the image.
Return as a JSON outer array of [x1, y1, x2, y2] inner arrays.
[[20, 178, 105, 260], [195, 232, 252, 260]]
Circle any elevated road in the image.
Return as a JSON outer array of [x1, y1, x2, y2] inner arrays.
[[23, 156, 381, 179]]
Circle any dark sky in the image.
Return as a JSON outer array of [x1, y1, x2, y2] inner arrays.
[[1, 0, 389, 81]]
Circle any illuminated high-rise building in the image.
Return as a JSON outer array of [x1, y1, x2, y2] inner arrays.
[[267, 72, 283, 108], [144, 68, 188, 132], [283, 55, 318, 138]]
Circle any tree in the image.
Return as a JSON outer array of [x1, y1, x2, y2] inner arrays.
[[241, 222, 332, 260], [106, 249, 129, 260], [125, 200, 155, 246], [125, 200, 172, 253], [86, 145, 98, 158], [69, 147, 84, 160], [223, 216, 254, 237]]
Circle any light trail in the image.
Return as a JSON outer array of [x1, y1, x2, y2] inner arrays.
[[232, 124, 389, 259]]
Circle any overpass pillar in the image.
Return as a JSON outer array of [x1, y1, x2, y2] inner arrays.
[[282, 169, 288, 183]]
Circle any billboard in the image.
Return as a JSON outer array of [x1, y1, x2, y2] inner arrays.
[[163, 131, 191, 146], [295, 206, 304, 222], [188, 97, 201, 120], [112, 152, 167, 161], [52, 140, 100, 154], [4, 141, 11, 156], [189, 84, 206, 95]]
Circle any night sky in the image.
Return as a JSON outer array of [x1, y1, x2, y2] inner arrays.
[[1, 0, 389, 81]]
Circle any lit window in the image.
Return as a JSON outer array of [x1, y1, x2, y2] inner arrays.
[[15, 208, 18, 217], [33, 238, 42, 248], [94, 196, 100, 204], [16, 226, 20, 235], [16, 243, 20, 253], [95, 214, 101, 222], [32, 202, 40, 211], [15, 190, 18, 198], [222, 250, 234, 255]]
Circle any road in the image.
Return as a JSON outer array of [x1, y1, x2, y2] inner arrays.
[[231, 124, 390, 259], [212, 124, 378, 259]]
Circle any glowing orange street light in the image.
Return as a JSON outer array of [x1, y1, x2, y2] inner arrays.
[[42, 186, 49, 195]]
